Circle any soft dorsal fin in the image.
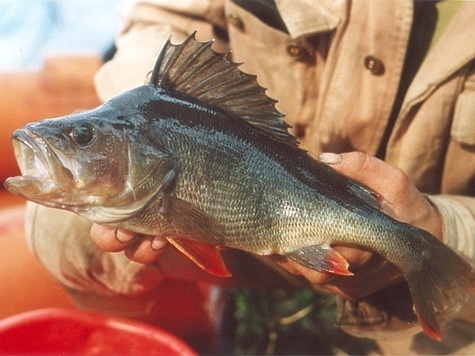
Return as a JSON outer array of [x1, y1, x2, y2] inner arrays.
[[149, 32, 298, 147]]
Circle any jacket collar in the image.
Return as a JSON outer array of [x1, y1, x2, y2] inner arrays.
[[275, 0, 347, 38], [401, 1, 475, 116]]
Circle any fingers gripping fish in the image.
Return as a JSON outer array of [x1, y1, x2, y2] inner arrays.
[[5, 33, 475, 341]]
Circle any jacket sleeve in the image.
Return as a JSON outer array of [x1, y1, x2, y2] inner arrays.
[[94, 0, 228, 101], [428, 195, 475, 261], [25, 203, 165, 297]]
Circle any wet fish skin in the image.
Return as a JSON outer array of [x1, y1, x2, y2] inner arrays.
[[5, 34, 475, 340]]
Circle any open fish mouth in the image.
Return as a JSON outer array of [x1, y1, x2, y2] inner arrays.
[[5, 128, 74, 204]]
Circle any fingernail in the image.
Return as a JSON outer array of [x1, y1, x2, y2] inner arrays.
[[318, 152, 342, 165], [115, 229, 137, 243], [150, 237, 167, 252]]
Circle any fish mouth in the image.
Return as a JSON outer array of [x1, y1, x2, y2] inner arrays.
[[5, 128, 74, 207]]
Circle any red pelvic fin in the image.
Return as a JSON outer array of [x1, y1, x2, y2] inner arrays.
[[166, 238, 232, 277], [287, 243, 353, 276]]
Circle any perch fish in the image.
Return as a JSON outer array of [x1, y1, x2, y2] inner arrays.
[[5, 33, 475, 341]]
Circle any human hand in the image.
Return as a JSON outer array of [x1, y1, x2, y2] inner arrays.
[[271, 151, 444, 300], [90, 224, 166, 264], [90, 224, 234, 285]]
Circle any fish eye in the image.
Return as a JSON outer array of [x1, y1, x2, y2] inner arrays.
[[70, 123, 96, 146]]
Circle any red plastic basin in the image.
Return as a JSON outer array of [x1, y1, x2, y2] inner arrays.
[[0, 308, 197, 355]]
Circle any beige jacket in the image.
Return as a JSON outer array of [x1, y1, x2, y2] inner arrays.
[[28, 0, 475, 354]]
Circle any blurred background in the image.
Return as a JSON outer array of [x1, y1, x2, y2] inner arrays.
[[0, 0, 122, 184], [0, 0, 121, 318]]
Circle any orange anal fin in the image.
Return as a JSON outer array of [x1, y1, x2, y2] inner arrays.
[[286, 243, 353, 276], [166, 238, 231, 277]]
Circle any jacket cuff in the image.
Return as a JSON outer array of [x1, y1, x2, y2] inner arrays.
[[425, 195, 475, 260]]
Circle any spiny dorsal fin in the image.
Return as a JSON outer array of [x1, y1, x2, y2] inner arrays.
[[150, 32, 298, 147]]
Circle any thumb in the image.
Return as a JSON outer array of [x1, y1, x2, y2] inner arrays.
[[317, 152, 442, 239], [318, 151, 408, 205]]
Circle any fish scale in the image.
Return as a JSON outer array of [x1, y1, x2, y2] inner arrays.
[[153, 113, 429, 260]]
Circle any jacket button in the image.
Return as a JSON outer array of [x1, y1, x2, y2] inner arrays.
[[227, 13, 244, 31], [287, 42, 310, 61], [364, 55, 384, 75]]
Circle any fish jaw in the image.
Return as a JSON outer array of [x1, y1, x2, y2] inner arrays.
[[5, 128, 75, 207]]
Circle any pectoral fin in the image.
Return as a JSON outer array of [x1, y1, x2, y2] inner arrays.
[[287, 243, 353, 276], [166, 238, 231, 277], [155, 193, 230, 276]]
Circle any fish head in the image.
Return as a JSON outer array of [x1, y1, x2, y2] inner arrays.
[[5, 86, 176, 222]]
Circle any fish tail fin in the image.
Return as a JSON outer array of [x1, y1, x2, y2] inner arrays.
[[404, 229, 475, 341]]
